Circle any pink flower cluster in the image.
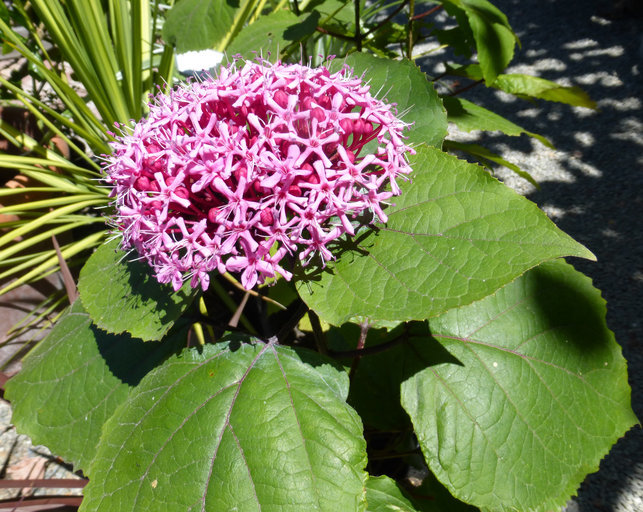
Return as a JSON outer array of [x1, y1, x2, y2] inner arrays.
[[103, 59, 414, 291]]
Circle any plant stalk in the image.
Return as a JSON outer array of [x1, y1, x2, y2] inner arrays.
[[354, 0, 362, 51]]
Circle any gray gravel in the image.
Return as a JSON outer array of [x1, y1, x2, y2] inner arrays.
[[418, 1, 642, 510]]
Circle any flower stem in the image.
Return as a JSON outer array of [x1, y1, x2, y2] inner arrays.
[[354, 0, 362, 51], [308, 309, 328, 355], [408, 0, 415, 59], [349, 320, 370, 380], [449, 78, 485, 96], [210, 277, 258, 335]]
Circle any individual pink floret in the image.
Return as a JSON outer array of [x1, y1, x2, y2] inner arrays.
[[103, 59, 414, 291]]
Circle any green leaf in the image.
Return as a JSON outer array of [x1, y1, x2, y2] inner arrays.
[[81, 337, 368, 511], [297, 146, 594, 326], [78, 239, 197, 341], [5, 302, 185, 471], [335, 53, 447, 148], [458, 0, 518, 84], [401, 260, 638, 511], [228, 10, 320, 60], [163, 0, 247, 52], [366, 475, 418, 512], [493, 73, 597, 108], [442, 96, 552, 148]]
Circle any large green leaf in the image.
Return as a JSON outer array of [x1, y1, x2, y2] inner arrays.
[[366, 475, 418, 512], [5, 302, 186, 471], [78, 239, 197, 341], [442, 96, 552, 148], [297, 146, 594, 326], [81, 337, 368, 511], [228, 10, 320, 60], [334, 53, 447, 148], [401, 260, 637, 511], [163, 0, 248, 52]]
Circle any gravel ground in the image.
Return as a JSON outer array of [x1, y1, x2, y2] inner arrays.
[[418, 1, 643, 510]]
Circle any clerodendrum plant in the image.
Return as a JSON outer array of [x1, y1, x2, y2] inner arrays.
[[3, 1, 636, 512]]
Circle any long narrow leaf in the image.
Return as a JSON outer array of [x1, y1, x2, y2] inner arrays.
[[0, 75, 108, 152], [8, 93, 104, 171], [0, 17, 109, 140], [31, 0, 126, 124], [0, 199, 106, 248], [0, 188, 60, 197], [0, 155, 97, 174], [0, 231, 106, 296], [0, 220, 98, 262], [0, 194, 105, 215]]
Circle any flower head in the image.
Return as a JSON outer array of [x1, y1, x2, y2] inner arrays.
[[103, 59, 414, 291]]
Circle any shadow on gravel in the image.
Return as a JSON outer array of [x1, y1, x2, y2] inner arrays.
[[419, 1, 642, 510]]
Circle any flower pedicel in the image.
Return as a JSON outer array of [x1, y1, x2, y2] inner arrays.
[[103, 59, 414, 291]]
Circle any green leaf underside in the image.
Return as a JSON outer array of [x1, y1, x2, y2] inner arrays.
[[442, 96, 552, 148], [81, 338, 368, 512], [163, 0, 242, 52], [333, 53, 447, 148], [446, 65, 595, 108], [297, 146, 594, 326], [228, 10, 319, 59], [366, 475, 418, 512], [78, 239, 197, 341], [5, 302, 185, 471], [494, 74, 597, 108], [401, 260, 637, 511]]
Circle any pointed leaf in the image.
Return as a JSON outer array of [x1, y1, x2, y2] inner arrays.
[[366, 475, 418, 512], [81, 337, 368, 511], [297, 146, 594, 326], [78, 239, 197, 341], [334, 53, 447, 148], [5, 302, 185, 471], [494, 73, 596, 108], [444, 66, 595, 109], [401, 260, 637, 511]]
